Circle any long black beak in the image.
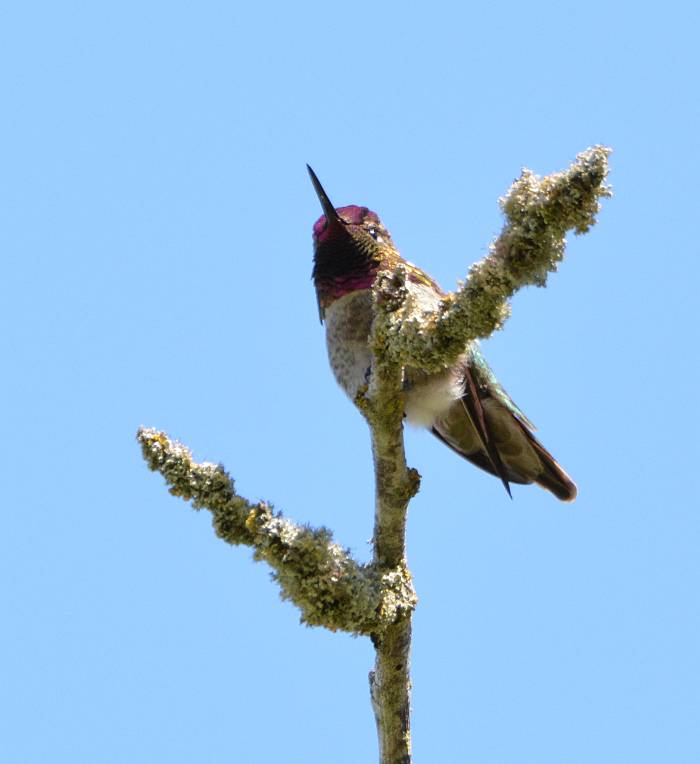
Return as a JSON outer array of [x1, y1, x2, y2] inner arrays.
[[307, 165, 342, 224]]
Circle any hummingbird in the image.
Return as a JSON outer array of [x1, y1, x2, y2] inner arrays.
[[307, 166, 577, 502]]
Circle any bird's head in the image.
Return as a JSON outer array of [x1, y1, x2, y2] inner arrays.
[[307, 166, 399, 318]]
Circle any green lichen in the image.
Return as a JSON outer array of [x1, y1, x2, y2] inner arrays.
[[137, 146, 612, 764], [137, 427, 416, 637], [373, 146, 611, 374]]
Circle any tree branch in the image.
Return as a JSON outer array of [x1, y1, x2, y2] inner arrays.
[[359, 145, 611, 762], [137, 146, 611, 764], [378, 146, 612, 372], [137, 428, 416, 635], [352, 279, 420, 763]]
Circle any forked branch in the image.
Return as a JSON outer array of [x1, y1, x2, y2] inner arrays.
[[138, 146, 611, 764]]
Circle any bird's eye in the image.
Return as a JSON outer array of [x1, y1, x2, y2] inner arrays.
[[368, 227, 382, 242]]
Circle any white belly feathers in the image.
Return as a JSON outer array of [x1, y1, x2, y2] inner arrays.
[[323, 279, 465, 428]]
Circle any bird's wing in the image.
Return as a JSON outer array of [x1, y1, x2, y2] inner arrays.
[[432, 351, 577, 501]]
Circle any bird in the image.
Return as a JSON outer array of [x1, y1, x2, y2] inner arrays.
[[307, 165, 577, 502]]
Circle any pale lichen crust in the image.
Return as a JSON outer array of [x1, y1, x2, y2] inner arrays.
[[372, 146, 612, 374], [137, 427, 416, 636]]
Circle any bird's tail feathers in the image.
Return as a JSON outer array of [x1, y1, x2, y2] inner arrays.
[[431, 363, 577, 502]]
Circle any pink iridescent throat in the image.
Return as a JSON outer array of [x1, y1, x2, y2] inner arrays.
[[313, 205, 383, 306], [323, 271, 377, 302]]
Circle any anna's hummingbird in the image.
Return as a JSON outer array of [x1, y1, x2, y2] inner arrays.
[[308, 166, 577, 502]]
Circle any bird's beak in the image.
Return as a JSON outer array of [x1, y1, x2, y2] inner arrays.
[[307, 165, 342, 226]]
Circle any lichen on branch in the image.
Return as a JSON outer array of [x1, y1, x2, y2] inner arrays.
[[374, 145, 612, 373], [137, 145, 611, 764], [137, 427, 416, 635]]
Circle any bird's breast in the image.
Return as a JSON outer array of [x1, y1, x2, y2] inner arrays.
[[324, 290, 374, 400], [323, 286, 467, 425]]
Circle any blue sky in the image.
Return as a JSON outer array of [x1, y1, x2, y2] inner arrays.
[[2, 2, 698, 762]]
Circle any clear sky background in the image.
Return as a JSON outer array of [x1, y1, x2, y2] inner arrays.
[[2, 2, 698, 762]]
